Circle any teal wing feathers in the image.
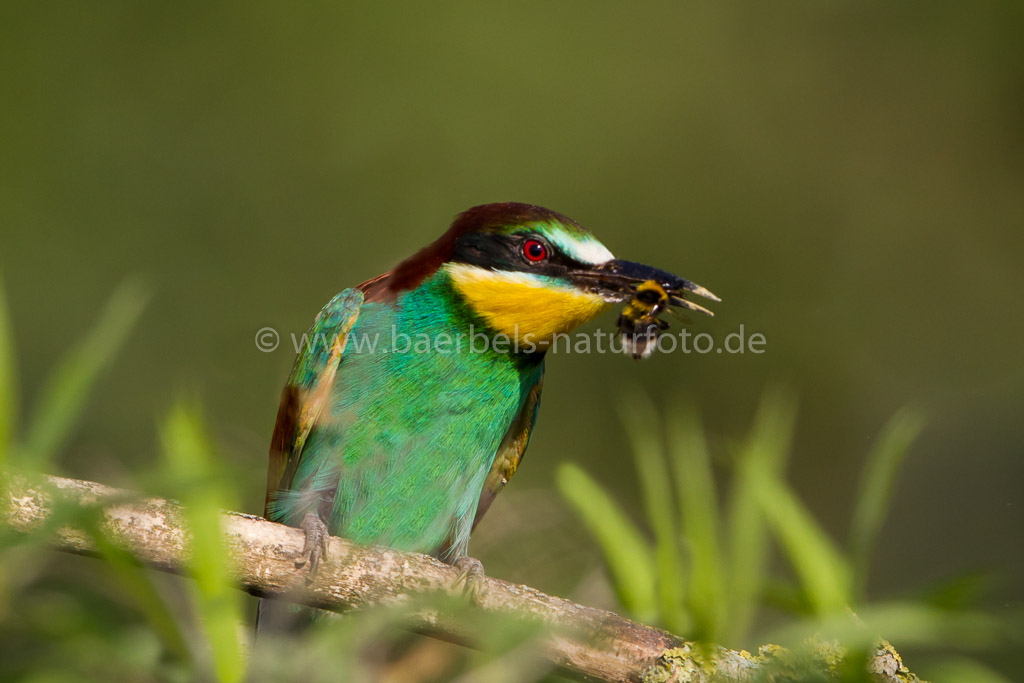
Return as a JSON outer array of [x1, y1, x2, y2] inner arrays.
[[264, 288, 364, 517], [471, 367, 544, 531]]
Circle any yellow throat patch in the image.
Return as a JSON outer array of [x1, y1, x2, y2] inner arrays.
[[445, 263, 610, 344]]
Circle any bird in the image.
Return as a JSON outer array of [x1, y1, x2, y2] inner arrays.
[[258, 202, 717, 629]]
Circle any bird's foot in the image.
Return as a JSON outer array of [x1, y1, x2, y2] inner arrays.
[[295, 511, 329, 581], [453, 556, 486, 603]]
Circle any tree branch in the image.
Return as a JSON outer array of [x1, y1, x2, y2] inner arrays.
[[4, 474, 921, 682]]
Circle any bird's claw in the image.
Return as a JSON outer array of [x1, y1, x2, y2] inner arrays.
[[453, 556, 486, 603], [296, 511, 329, 581]]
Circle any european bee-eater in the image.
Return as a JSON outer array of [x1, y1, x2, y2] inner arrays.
[[258, 203, 716, 628]]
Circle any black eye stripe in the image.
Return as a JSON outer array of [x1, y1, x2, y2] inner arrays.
[[450, 232, 589, 274]]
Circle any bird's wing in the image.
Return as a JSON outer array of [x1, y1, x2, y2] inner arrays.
[[264, 288, 364, 516], [471, 368, 545, 530]]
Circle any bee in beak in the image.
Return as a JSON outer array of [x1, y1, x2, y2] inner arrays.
[[569, 259, 720, 359]]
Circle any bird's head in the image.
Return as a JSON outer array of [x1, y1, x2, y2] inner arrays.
[[362, 203, 718, 345]]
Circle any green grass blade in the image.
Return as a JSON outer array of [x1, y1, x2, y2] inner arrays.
[[23, 280, 148, 466], [760, 577, 812, 614], [756, 475, 852, 614], [669, 405, 724, 641], [81, 507, 191, 662], [848, 407, 925, 599], [620, 393, 689, 634], [918, 570, 995, 611], [0, 277, 18, 619], [724, 386, 797, 644], [161, 403, 244, 683], [557, 462, 657, 621], [765, 600, 1005, 652], [920, 657, 1013, 683], [0, 276, 16, 467]]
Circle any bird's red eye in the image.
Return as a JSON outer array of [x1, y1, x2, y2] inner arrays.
[[523, 239, 547, 262]]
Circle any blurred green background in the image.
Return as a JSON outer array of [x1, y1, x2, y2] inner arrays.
[[1, 1, 1022, 680]]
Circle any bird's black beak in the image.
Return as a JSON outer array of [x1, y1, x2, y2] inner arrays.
[[572, 259, 721, 315]]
